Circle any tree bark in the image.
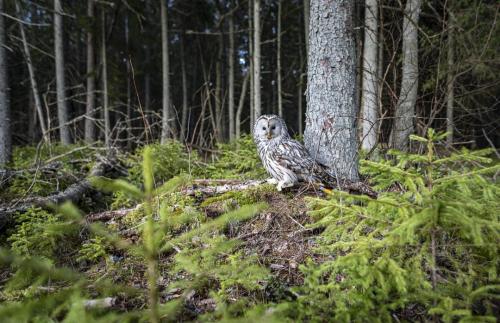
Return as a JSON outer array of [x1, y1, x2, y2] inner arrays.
[[180, 32, 188, 142], [15, 1, 49, 143], [236, 72, 249, 138], [54, 0, 71, 145], [228, 9, 236, 141], [390, 0, 421, 151], [277, 0, 283, 118], [101, 10, 110, 148], [304, 0, 359, 181], [160, 0, 172, 143], [446, 11, 455, 146], [361, 0, 379, 151], [253, 0, 261, 120], [0, 0, 11, 165], [85, 0, 96, 143]]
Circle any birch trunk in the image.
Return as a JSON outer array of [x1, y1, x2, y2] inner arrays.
[[160, 0, 172, 143], [15, 1, 48, 143], [361, 0, 379, 151], [54, 0, 71, 144], [228, 10, 235, 141], [85, 0, 96, 143], [390, 0, 421, 151], [304, 0, 359, 181], [101, 10, 110, 147], [0, 0, 10, 165], [277, 0, 283, 117], [253, 0, 261, 120]]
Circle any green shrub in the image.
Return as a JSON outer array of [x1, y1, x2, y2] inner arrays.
[[204, 135, 267, 180], [282, 130, 500, 322]]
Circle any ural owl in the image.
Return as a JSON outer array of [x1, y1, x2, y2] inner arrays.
[[253, 114, 329, 191]]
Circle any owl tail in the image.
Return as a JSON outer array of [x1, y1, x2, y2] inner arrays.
[[315, 164, 378, 198]]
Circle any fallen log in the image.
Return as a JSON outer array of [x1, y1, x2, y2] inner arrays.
[[0, 156, 115, 232]]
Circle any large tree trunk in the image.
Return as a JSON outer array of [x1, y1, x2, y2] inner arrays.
[[160, 0, 172, 143], [446, 11, 455, 146], [228, 9, 235, 141], [277, 0, 283, 118], [253, 0, 261, 120], [0, 0, 10, 165], [101, 10, 110, 148], [390, 0, 421, 151], [54, 0, 71, 145], [15, 1, 49, 143], [361, 0, 379, 151], [304, 0, 359, 181], [85, 0, 96, 143]]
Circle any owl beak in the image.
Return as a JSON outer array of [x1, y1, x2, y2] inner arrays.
[[266, 132, 272, 140]]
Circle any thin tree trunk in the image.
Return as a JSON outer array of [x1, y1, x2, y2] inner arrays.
[[298, 14, 305, 135], [125, 13, 132, 149], [304, 0, 359, 181], [215, 33, 223, 142], [0, 0, 10, 165], [54, 0, 71, 144], [248, 0, 254, 128], [180, 32, 188, 141], [15, 1, 49, 143], [228, 9, 235, 141], [277, 0, 283, 118], [160, 0, 171, 143], [236, 72, 250, 139], [446, 12, 455, 146], [253, 0, 261, 120], [361, 0, 379, 151], [377, 1, 384, 119], [390, 0, 422, 151], [143, 0, 151, 114], [303, 0, 310, 55], [101, 10, 110, 148], [85, 0, 96, 143]]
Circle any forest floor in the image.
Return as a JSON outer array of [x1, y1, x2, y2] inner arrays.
[[0, 135, 498, 322]]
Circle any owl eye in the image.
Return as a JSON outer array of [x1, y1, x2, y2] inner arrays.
[[262, 126, 266, 130], [271, 126, 276, 130]]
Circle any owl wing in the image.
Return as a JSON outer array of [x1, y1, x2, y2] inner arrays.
[[272, 139, 323, 181]]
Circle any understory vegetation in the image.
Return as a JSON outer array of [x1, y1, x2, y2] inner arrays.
[[0, 132, 499, 322]]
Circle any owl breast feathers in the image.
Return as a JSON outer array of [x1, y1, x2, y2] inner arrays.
[[253, 114, 329, 191]]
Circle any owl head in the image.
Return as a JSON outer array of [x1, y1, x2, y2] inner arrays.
[[253, 114, 290, 142]]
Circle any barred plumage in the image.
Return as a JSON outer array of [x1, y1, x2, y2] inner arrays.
[[253, 114, 328, 191]]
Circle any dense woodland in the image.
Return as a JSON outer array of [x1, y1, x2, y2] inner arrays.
[[0, 0, 499, 322]]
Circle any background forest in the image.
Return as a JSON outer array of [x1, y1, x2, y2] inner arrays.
[[0, 0, 499, 322]]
